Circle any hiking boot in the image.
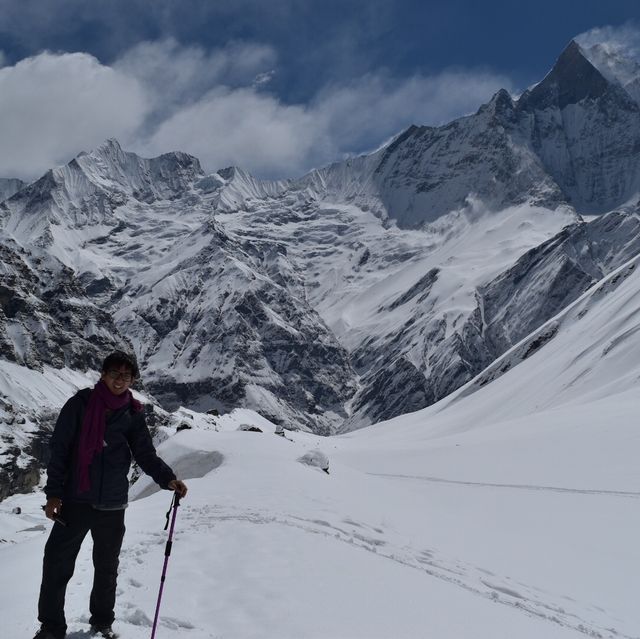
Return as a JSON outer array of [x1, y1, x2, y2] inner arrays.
[[32, 627, 64, 639], [90, 626, 118, 639]]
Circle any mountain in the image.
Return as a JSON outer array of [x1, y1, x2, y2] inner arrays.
[[2, 225, 639, 637], [2, 35, 640, 488], [0, 178, 24, 202], [0, 142, 355, 434], [369, 40, 640, 223]]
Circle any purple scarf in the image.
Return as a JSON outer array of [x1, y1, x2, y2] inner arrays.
[[77, 380, 143, 494]]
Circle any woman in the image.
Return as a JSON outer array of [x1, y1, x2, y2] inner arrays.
[[34, 351, 188, 639]]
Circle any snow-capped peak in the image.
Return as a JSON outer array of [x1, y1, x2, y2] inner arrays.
[[73, 138, 204, 198], [212, 165, 289, 210], [520, 40, 627, 111]]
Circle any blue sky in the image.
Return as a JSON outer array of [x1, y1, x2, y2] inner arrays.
[[0, 0, 638, 180]]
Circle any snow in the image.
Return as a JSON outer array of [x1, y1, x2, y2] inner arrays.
[[3, 287, 640, 639], [2, 43, 640, 637], [297, 449, 330, 472], [0, 427, 595, 638], [0, 362, 93, 408], [2, 245, 639, 636], [219, 190, 576, 363]]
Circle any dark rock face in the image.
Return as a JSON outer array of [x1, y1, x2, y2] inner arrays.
[[522, 41, 615, 110], [137, 268, 356, 433], [383, 268, 439, 311], [343, 356, 432, 431], [0, 457, 40, 501], [0, 239, 129, 370], [95, 212, 359, 434], [0, 400, 55, 501], [373, 112, 559, 226]]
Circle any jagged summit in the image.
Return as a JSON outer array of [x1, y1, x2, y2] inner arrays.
[[79, 138, 202, 169], [520, 40, 635, 110], [210, 165, 291, 212], [488, 88, 514, 109], [10, 138, 204, 209], [75, 138, 204, 192], [77, 137, 124, 158], [477, 88, 516, 123]]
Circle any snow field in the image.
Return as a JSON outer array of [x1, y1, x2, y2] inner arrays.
[[3, 402, 637, 638]]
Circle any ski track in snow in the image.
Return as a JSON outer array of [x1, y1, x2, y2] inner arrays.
[[367, 473, 640, 499], [114, 502, 636, 639]]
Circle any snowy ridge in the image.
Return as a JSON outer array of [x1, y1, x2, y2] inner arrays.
[[3, 36, 640, 445], [0, 177, 25, 202], [210, 166, 290, 212], [73, 138, 204, 201], [451, 250, 640, 415]]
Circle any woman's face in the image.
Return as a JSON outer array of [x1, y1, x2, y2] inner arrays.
[[101, 364, 134, 395]]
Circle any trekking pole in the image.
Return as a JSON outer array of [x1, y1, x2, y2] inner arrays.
[[150, 492, 181, 639]]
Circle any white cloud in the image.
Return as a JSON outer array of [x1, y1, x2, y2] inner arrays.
[[576, 23, 640, 60], [0, 42, 512, 181], [310, 71, 514, 156], [253, 70, 276, 88], [575, 24, 640, 101], [114, 38, 277, 119], [140, 69, 512, 179], [0, 51, 149, 179], [141, 86, 317, 177]]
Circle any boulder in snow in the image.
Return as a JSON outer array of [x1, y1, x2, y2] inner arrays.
[[298, 450, 330, 474], [238, 424, 263, 433]]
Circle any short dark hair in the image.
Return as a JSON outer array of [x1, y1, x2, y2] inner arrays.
[[101, 351, 140, 379]]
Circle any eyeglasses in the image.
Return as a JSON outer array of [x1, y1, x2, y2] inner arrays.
[[106, 370, 133, 383]]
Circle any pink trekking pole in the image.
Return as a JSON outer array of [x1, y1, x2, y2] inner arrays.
[[150, 492, 181, 638]]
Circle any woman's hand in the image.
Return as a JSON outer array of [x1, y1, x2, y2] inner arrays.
[[44, 497, 62, 521], [168, 479, 188, 498]]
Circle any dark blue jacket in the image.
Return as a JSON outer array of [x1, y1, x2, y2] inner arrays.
[[45, 388, 176, 506]]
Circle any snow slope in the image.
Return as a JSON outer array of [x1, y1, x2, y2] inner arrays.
[[2, 245, 640, 639], [5, 413, 634, 639]]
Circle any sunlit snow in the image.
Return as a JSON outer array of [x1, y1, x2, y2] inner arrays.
[[2, 245, 639, 638]]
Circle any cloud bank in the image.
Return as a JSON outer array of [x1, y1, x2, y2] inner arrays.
[[0, 52, 149, 179], [0, 41, 513, 181]]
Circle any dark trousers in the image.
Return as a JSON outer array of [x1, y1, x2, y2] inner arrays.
[[37, 502, 126, 637]]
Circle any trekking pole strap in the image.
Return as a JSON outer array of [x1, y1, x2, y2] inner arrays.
[[163, 492, 181, 531]]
